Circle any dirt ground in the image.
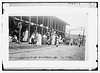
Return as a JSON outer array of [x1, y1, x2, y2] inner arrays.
[[9, 42, 85, 61]]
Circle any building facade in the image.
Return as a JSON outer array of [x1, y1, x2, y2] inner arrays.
[[9, 16, 70, 41]]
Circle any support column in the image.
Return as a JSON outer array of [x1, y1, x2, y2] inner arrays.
[[55, 21, 56, 31], [28, 16, 31, 42], [36, 16, 38, 32], [49, 17, 51, 36], [42, 16, 44, 35], [58, 22, 59, 35], [18, 16, 22, 43], [47, 17, 49, 33]]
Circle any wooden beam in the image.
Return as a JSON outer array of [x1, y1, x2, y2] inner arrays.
[[58, 22, 60, 30], [46, 17, 49, 33], [36, 16, 38, 32], [47, 17, 49, 32], [42, 16, 44, 35], [28, 16, 31, 42], [18, 16, 22, 43], [55, 21, 56, 30]]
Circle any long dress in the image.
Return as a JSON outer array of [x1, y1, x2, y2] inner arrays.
[[51, 34, 56, 45], [29, 33, 35, 43], [23, 30, 28, 41], [43, 35, 47, 45], [56, 36, 59, 47], [36, 33, 42, 45]]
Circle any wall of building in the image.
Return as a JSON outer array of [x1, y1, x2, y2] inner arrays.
[[9, 16, 68, 39]]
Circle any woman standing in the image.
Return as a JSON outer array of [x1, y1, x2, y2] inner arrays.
[[56, 35, 59, 47], [23, 29, 28, 41], [51, 34, 56, 45], [36, 33, 42, 45]]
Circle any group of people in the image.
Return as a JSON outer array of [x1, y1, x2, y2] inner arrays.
[[28, 30, 62, 47], [64, 37, 85, 47], [9, 28, 62, 47], [9, 21, 85, 47], [9, 30, 85, 47]]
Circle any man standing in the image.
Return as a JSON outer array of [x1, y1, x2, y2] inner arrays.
[[18, 22, 22, 44]]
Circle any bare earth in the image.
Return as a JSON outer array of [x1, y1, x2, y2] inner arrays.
[[9, 42, 85, 61]]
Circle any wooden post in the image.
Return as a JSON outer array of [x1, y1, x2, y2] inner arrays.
[[49, 17, 51, 36], [47, 17, 49, 33], [42, 16, 44, 35], [36, 16, 38, 33], [50, 18, 52, 33], [18, 22, 21, 43], [18, 16, 22, 43], [28, 16, 31, 42], [57, 22, 59, 35], [55, 21, 56, 32], [63, 25, 65, 38], [46, 17, 49, 33], [49, 17, 51, 32]]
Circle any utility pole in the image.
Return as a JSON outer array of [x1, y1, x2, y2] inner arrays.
[[82, 29, 85, 45], [80, 27, 85, 46]]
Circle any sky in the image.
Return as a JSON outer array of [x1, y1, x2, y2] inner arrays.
[[57, 13, 88, 29], [57, 13, 88, 35], [7, 4, 88, 35]]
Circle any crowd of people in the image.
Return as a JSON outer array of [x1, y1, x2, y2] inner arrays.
[[28, 30, 62, 47], [9, 22, 85, 47], [9, 29, 85, 47], [9, 28, 63, 47]]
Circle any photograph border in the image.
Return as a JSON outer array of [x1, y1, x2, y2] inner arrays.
[[1, 1, 98, 71]]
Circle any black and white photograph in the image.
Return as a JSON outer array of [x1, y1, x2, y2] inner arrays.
[[1, 1, 98, 71], [9, 14, 87, 61]]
